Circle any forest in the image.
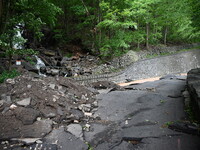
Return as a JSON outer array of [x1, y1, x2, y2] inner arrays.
[[0, 0, 200, 60]]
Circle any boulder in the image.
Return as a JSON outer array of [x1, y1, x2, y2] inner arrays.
[[187, 68, 200, 120]]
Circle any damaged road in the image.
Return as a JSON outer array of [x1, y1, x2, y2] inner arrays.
[[84, 75, 200, 150], [0, 73, 200, 150]]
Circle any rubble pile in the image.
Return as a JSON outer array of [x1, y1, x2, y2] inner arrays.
[[0, 73, 99, 149]]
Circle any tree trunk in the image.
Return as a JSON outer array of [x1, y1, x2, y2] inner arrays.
[[164, 27, 168, 45], [146, 23, 149, 49]]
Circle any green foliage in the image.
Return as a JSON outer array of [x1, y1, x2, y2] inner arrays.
[[1, 0, 200, 60], [0, 70, 20, 83], [64, 52, 73, 58]]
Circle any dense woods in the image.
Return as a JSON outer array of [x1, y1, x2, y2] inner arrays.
[[0, 0, 200, 58]]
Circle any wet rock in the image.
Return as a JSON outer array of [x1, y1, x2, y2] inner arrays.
[[44, 127, 88, 150], [14, 107, 40, 125], [66, 124, 83, 140], [16, 97, 31, 106]]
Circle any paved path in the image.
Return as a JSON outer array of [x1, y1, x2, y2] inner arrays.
[[85, 75, 200, 150]]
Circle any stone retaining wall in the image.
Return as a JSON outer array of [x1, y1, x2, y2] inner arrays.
[[70, 49, 200, 84]]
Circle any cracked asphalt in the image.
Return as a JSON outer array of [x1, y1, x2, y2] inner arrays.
[[84, 75, 200, 150]]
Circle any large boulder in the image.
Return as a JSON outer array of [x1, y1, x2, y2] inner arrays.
[[187, 68, 200, 120]]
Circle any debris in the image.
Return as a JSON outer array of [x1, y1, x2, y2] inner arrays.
[[16, 97, 31, 106]]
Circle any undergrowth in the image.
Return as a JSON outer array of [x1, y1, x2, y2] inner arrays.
[[0, 69, 20, 83]]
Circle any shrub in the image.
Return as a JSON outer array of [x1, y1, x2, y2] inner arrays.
[[0, 69, 20, 83]]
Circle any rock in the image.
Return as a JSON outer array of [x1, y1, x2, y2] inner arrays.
[[0, 118, 52, 140], [49, 84, 56, 89], [11, 138, 41, 145], [84, 112, 93, 117], [16, 97, 31, 106], [51, 69, 60, 76], [43, 50, 56, 56], [0, 100, 4, 107], [9, 104, 17, 110], [70, 109, 84, 120], [22, 120, 53, 138], [78, 104, 91, 112], [61, 57, 72, 65], [182, 90, 190, 98], [14, 107, 40, 125], [27, 85, 32, 88], [44, 127, 88, 150], [1, 94, 12, 104], [92, 101, 98, 107], [50, 57, 57, 66], [187, 68, 200, 120], [84, 124, 90, 132], [40, 107, 57, 118], [6, 79, 15, 85], [66, 124, 83, 140], [40, 66, 46, 74], [168, 122, 200, 136], [21, 61, 38, 73]]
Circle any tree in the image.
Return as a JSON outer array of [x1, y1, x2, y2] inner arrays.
[[0, 0, 62, 70]]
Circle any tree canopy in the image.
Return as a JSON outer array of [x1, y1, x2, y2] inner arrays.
[[0, 0, 200, 58]]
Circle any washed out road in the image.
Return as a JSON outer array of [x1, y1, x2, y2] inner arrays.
[[84, 75, 200, 150]]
